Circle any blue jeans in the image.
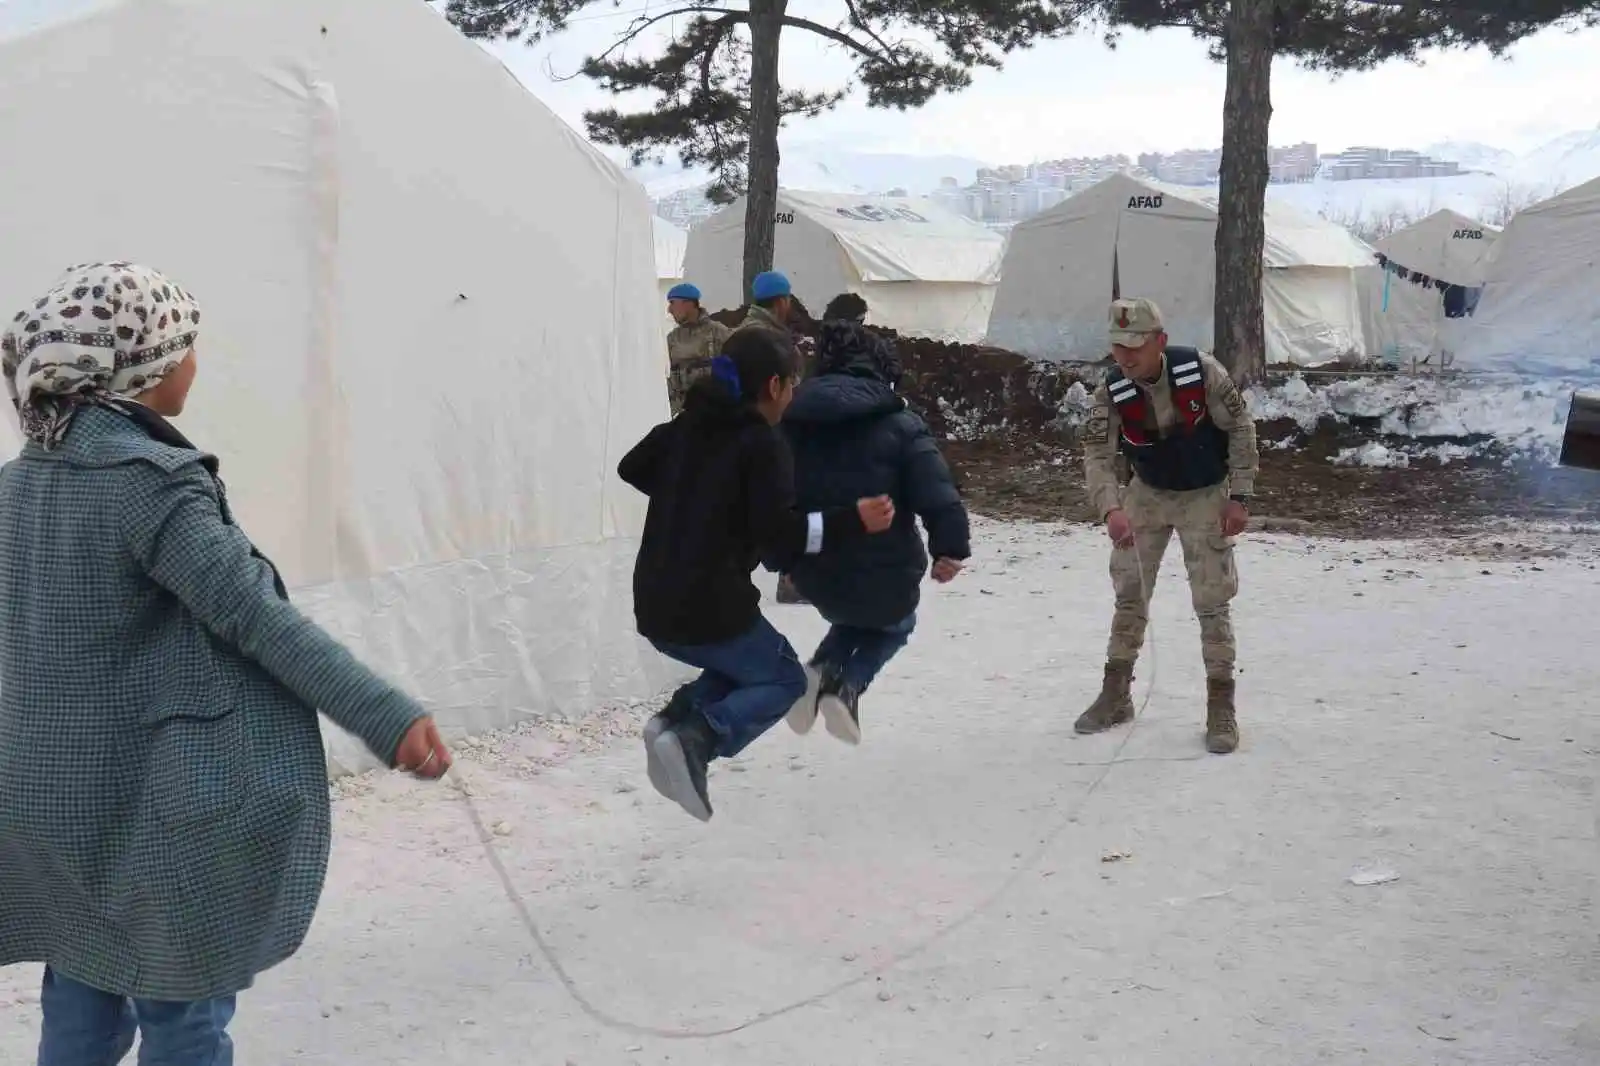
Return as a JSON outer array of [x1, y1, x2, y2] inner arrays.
[[812, 612, 916, 693], [37, 966, 235, 1065], [650, 616, 808, 758]]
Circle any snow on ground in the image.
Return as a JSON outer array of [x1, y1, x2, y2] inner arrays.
[[1266, 172, 1538, 227], [1247, 373, 1579, 466], [2, 518, 1596, 1064]]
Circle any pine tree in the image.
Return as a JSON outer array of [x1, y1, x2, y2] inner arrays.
[[1099, 0, 1600, 381], [445, 0, 1077, 303]]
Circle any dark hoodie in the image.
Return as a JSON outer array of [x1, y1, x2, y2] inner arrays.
[[618, 376, 868, 646], [781, 320, 970, 629]]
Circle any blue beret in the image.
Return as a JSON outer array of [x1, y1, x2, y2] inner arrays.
[[666, 282, 701, 302], [750, 271, 791, 302]]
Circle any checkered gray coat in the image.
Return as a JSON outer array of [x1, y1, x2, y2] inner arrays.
[[0, 406, 425, 1001]]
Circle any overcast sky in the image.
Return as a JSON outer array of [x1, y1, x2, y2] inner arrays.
[[484, 6, 1600, 164]]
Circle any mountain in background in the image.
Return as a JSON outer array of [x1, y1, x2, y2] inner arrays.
[[1513, 125, 1600, 189], [1423, 140, 1519, 176]]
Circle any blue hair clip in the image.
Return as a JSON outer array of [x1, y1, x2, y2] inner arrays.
[[709, 353, 741, 399]]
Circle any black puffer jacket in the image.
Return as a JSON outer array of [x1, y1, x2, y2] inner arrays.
[[780, 321, 970, 629]]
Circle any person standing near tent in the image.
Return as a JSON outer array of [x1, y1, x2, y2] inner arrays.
[[0, 263, 453, 1064], [618, 327, 894, 821], [1077, 297, 1259, 754], [780, 292, 970, 745], [664, 281, 732, 415]]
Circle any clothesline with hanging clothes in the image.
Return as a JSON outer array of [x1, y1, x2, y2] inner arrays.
[[1372, 252, 1482, 318]]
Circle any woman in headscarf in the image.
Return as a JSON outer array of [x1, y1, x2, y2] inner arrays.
[[0, 262, 452, 1064]]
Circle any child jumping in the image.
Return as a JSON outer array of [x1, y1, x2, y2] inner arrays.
[[780, 293, 971, 744], [618, 327, 894, 821]]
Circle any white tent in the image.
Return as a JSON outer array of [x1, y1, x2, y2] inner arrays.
[[0, 0, 673, 772], [1453, 177, 1600, 377], [683, 189, 1004, 342], [653, 216, 688, 302], [1364, 210, 1500, 364], [651, 216, 687, 361], [987, 173, 1377, 366]]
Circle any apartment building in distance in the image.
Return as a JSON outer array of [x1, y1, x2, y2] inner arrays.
[[1138, 142, 1319, 185], [1324, 146, 1462, 181], [932, 154, 1135, 224], [1269, 142, 1319, 183]]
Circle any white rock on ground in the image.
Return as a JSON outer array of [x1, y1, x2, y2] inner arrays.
[[2, 518, 1596, 1064]]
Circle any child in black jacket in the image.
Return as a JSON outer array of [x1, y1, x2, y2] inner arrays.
[[618, 328, 894, 821], [780, 293, 971, 744]]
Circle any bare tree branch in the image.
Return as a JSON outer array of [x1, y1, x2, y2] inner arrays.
[[589, 6, 744, 66]]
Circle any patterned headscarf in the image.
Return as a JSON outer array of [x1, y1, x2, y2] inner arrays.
[[2, 262, 201, 449]]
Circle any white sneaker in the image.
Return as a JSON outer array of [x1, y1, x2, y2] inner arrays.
[[817, 678, 862, 746], [785, 663, 822, 735]]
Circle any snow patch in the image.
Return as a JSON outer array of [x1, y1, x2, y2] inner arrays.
[[1053, 380, 1096, 431], [1246, 373, 1576, 465]]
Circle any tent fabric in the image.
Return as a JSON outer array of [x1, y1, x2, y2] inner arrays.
[[1363, 210, 1500, 363], [683, 189, 1005, 342], [1452, 177, 1600, 377], [1374, 209, 1499, 287], [0, 0, 677, 774], [652, 217, 688, 358], [986, 173, 1375, 365], [654, 216, 687, 284]]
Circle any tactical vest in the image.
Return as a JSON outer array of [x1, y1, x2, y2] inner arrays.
[[1106, 346, 1228, 492]]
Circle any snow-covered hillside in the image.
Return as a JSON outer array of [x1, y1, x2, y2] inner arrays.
[[1264, 173, 1539, 229], [632, 146, 989, 199], [642, 128, 1600, 232], [1514, 126, 1600, 188], [1423, 140, 1520, 176]]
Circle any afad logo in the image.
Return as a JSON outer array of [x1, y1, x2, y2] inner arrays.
[[834, 205, 931, 223], [1452, 228, 1485, 239], [1127, 194, 1164, 209]]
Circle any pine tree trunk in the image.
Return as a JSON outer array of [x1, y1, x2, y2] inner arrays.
[[1213, 0, 1274, 383], [742, 0, 785, 304]]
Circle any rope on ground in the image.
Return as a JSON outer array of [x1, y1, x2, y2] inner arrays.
[[448, 536, 1158, 1042]]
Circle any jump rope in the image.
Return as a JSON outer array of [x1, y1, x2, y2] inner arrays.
[[442, 538, 1161, 1042]]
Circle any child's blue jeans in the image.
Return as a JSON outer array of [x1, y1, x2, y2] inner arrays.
[[811, 612, 916, 693], [650, 616, 808, 758]]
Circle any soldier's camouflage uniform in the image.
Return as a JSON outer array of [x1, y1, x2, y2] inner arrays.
[[665, 314, 732, 414]]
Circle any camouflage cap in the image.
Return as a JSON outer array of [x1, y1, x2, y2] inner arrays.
[[1109, 297, 1165, 348]]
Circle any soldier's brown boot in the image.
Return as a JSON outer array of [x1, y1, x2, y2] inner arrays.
[[1205, 677, 1239, 754], [1074, 662, 1135, 734]]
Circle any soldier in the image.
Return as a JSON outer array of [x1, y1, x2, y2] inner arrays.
[[1077, 297, 1259, 754], [665, 282, 732, 415], [733, 270, 796, 341]]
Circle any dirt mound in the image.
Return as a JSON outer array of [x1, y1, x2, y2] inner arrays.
[[889, 333, 1086, 442], [709, 306, 1083, 441]]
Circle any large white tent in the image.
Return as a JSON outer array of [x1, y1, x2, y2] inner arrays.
[[987, 173, 1377, 365], [1453, 177, 1600, 377], [0, 0, 673, 772], [683, 189, 1005, 342], [1364, 209, 1500, 364]]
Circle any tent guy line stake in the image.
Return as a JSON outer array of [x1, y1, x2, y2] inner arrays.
[[447, 541, 1158, 1042]]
